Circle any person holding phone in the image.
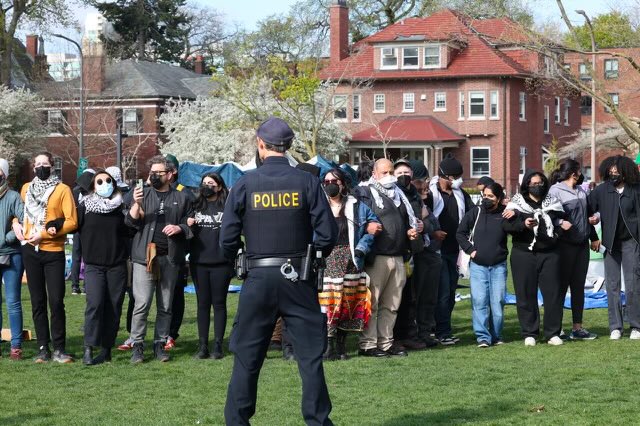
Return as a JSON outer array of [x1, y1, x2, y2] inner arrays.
[[503, 170, 568, 346]]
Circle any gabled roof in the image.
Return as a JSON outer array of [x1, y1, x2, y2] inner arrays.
[[321, 9, 533, 81], [350, 116, 465, 143], [36, 59, 216, 100]]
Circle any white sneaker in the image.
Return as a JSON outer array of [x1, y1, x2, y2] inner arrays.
[[630, 329, 640, 340], [610, 329, 622, 340], [524, 337, 536, 346], [547, 336, 563, 346]]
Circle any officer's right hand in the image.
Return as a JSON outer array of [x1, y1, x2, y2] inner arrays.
[[133, 187, 144, 205]]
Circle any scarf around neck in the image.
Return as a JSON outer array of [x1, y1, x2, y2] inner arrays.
[[429, 175, 466, 224], [24, 175, 60, 235], [369, 181, 418, 230], [82, 192, 123, 214], [506, 193, 564, 250]]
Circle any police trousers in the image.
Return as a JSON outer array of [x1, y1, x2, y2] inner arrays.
[[224, 266, 333, 426]]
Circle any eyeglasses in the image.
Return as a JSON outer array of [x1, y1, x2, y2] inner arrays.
[[323, 179, 340, 185], [96, 178, 112, 185]]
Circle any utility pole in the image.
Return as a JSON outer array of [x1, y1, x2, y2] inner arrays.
[[575, 10, 597, 180]]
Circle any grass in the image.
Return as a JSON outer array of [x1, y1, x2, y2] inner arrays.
[[2, 275, 640, 426]]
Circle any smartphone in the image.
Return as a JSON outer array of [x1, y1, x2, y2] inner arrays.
[[136, 179, 144, 191]]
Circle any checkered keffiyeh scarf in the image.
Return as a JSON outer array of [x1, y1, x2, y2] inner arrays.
[[506, 193, 564, 250], [81, 192, 123, 214], [24, 175, 60, 234]]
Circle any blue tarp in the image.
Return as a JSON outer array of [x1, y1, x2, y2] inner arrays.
[[185, 284, 241, 294], [178, 161, 245, 188], [504, 290, 623, 310]]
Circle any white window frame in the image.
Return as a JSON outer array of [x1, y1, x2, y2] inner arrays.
[[402, 47, 419, 69], [434, 92, 446, 111], [373, 93, 385, 113], [122, 108, 139, 135], [424, 45, 440, 68], [604, 59, 619, 79], [403, 93, 415, 113], [332, 95, 348, 122], [53, 156, 63, 179], [554, 97, 560, 123], [468, 91, 485, 120], [563, 98, 570, 126], [458, 91, 465, 120], [470, 147, 491, 178], [605, 93, 619, 113], [48, 109, 63, 124], [380, 47, 398, 70], [490, 90, 499, 119], [544, 105, 549, 133], [352, 94, 361, 122]]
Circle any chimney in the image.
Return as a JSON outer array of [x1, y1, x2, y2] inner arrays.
[[26, 35, 38, 59], [330, 0, 349, 63], [32, 36, 49, 81], [82, 38, 106, 93], [194, 55, 205, 75]]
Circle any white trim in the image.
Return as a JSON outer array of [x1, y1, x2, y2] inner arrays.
[[352, 94, 361, 123], [403, 92, 415, 113], [490, 90, 499, 120], [468, 91, 485, 119], [39, 104, 158, 111], [373, 93, 386, 113], [401, 47, 420, 70], [543, 105, 550, 133], [423, 45, 441, 68], [563, 98, 570, 126], [434, 92, 446, 112], [554, 96, 560, 123], [332, 94, 348, 123], [46, 132, 160, 138], [380, 47, 399, 70], [518, 92, 526, 121], [458, 91, 465, 120], [470, 146, 491, 178]]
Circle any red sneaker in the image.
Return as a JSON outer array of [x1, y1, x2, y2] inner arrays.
[[117, 338, 134, 351], [164, 337, 176, 351], [10, 348, 23, 361]]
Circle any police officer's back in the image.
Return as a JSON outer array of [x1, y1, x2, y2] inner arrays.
[[221, 117, 337, 426]]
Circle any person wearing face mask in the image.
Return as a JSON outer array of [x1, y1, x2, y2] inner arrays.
[[588, 155, 640, 339], [15, 151, 77, 363], [549, 159, 599, 341], [457, 183, 511, 347], [317, 168, 379, 361], [124, 155, 193, 363], [69, 168, 95, 295], [426, 153, 473, 345], [187, 172, 233, 360], [76, 170, 128, 365], [0, 159, 25, 360], [503, 170, 567, 346], [356, 158, 420, 357]]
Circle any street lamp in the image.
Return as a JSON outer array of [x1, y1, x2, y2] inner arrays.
[[575, 10, 597, 181], [52, 34, 84, 162]]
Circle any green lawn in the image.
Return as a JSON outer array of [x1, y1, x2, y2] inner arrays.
[[2, 277, 639, 426]]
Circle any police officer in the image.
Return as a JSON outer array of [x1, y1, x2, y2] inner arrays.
[[221, 117, 337, 426]]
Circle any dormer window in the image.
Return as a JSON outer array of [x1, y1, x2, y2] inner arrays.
[[402, 47, 419, 68], [424, 45, 440, 68], [381, 47, 398, 69]]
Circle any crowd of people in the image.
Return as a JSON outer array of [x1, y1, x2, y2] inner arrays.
[[2, 148, 640, 364]]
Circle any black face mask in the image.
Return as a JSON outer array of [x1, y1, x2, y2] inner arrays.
[[576, 174, 585, 186], [396, 175, 412, 188], [324, 183, 340, 198], [481, 198, 496, 210], [35, 166, 51, 181], [610, 174, 623, 186], [528, 185, 545, 198], [150, 174, 164, 189], [200, 186, 215, 198]]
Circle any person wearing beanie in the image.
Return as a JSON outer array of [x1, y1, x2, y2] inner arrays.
[[0, 158, 26, 360], [425, 153, 473, 345]]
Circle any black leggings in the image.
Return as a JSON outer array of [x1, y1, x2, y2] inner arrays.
[[557, 240, 589, 324], [192, 263, 233, 344]]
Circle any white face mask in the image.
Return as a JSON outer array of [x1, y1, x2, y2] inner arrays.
[[379, 175, 397, 189], [451, 177, 463, 189]]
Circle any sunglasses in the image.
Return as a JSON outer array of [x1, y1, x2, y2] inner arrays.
[[96, 177, 112, 185], [323, 179, 340, 185], [150, 171, 168, 176]]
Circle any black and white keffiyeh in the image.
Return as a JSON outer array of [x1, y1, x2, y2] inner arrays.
[[81, 192, 123, 214], [506, 193, 564, 250], [369, 180, 418, 230], [24, 175, 60, 234]]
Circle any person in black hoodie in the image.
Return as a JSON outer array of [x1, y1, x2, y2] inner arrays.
[[588, 155, 640, 340], [77, 170, 129, 365], [70, 168, 95, 295], [457, 182, 509, 347], [503, 170, 569, 346], [187, 172, 233, 359]]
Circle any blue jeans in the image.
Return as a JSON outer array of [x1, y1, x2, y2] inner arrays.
[[469, 261, 507, 344], [0, 253, 24, 348]]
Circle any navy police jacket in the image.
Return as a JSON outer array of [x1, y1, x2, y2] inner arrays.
[[220, 156, 338, 261]]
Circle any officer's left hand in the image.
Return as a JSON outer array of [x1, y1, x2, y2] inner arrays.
[[163, 224, 183, 236]]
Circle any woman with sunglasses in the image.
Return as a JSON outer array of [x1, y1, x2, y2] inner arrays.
[[318, 168, 380, 360], [77, 170, 129, 365], [187, 173, 232, 359]]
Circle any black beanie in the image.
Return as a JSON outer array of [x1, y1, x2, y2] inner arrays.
[[439, 153, 463, 176], [409, 160, 429, 180]]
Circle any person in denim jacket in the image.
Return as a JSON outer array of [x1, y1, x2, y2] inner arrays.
[[318, 167, 380, 360]]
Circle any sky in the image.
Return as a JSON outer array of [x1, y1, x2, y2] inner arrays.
[[42, 0, 620, 55]]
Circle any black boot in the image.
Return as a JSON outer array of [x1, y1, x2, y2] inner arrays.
[[130, 342, 144, 364], [83, 346, 94, 366], [194, 342, 210, 359], [336, 330, 349, 360], [211, 340, 224, 360], [93, 347, 111, 365], [323, 336, 337, 361], [154, 342, 170, 362]]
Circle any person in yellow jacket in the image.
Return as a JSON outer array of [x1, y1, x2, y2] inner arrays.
[[14, 152, 77, 363]]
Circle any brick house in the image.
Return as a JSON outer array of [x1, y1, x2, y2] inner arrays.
[[26, 35, 214, 186], [321, 0, 581, 193]]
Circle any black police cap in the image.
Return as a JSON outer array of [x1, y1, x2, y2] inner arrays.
[[257, 117, 295, 147]]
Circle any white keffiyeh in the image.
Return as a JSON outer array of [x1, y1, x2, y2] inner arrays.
[[24, 176, 60, 238], [369, 181, 418, 230], [506, 193, 564, 250], [81, 192, 123, 214], [429, 175, 466, 223]]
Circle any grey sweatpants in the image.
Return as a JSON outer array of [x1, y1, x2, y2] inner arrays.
[[604, 238, 640, 332], [130, 257, 180, 344]]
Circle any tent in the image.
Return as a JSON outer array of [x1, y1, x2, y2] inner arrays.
[[178, 161, 245, 188]]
